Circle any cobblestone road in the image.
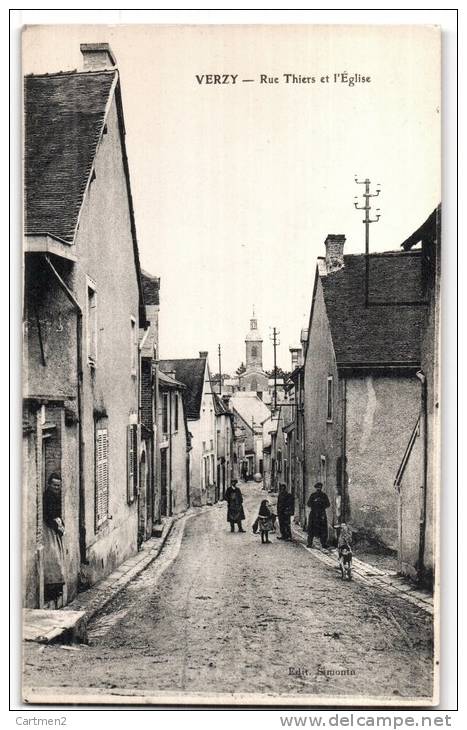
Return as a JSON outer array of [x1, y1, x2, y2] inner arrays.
[[23, 484, 434, 704]]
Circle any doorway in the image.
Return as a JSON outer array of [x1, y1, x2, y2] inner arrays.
[[160, 448, 168, 517]]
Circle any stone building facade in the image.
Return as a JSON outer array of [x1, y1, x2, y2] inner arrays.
[[159, 355, 218, 507], [23, 44, 149, 606], [394, 206, 441, 584], [157, 371, 191, 517], [303, 232, 428, 558], [138, 272, 160, 546], [229, 393, 271, 479]]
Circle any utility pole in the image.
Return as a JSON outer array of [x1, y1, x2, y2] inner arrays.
[[269, 327, 280, 412], [354, 177, 381, 307], [218, 343, 222, 394]]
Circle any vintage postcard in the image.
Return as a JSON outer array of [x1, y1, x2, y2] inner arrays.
[[21, 23, 441, 706]]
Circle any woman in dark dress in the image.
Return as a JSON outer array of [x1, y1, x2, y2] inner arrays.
[[306, 482, 330, 548], [43, 473, 66, 606], [224, 480, 246, 532]]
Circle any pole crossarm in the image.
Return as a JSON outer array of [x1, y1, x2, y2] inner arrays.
[[353, 176, 382, 308]]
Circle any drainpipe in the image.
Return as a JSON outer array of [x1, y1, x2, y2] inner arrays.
[[169, 390, 173, 516], [44, 256, 87, 564], [301, 369, 307, 527], [138, 327, 150, 425], [416, 370, 428, 581], [138, 328, 150, 536], [341, 377, 347, 522]]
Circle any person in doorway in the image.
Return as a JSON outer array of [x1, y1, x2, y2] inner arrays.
[[241, 462, 248, 482], [224, 480, 246, 533], [307, 482, 330, 548], [43, 472, 66, 606], [276, 483, 294, 541], [257, 499, 275, 544]]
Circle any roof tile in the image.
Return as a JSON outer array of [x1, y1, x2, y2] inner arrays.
[[159, 359, 207, 419], [320, 252, 425, 365], [24, 71, 116, 242]]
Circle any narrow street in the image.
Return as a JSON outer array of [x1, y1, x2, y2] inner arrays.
[[23, 483, 434, 703]]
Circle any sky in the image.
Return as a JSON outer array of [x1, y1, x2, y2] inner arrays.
[[22, 24, 441, 373]]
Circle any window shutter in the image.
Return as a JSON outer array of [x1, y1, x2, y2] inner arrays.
[[127, 424, 138, 503], [95, 428, 109, 528]]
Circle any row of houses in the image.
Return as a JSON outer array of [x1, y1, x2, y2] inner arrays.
[[265, 211, 440, 586], [22, 43, 236, 610]]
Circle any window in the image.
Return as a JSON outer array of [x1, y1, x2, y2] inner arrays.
[[277, 449, 282, 473], [95, 427, 109, 527], [211, 454, 215, 485], [327, 376, 333, 422], [162, 393, 169, 434], [130, 317, 137, 375], [174, 393, 179, 432], [86, 280, 97, 365], [251, 346, 257, 358], [127, 424, 138, 503]]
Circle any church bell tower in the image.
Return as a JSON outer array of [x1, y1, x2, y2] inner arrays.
[[245, 308, 263, 371]]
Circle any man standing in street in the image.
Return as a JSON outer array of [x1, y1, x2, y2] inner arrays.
[[277, 483, 294, 541], [224, 479, 246, 533], [307, 482, 330, 548]]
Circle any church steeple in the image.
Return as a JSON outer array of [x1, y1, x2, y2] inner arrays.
[[245, 307, 263, 370], [250, 305, 258, 332]]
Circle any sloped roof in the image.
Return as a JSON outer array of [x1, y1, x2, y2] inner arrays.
[[24, 70, 116, 242], [230, 392, 271, 431], [245, 330, 263, 342], [213, 392, 231, 417], [159, 358, 207, 419], [158, 370, 185, 389], [319, 251, 425, 365], [401, 207, 439, 251], [24, 68, 147, 326]]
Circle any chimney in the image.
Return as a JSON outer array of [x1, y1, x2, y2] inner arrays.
[[289, 346, 301, 370], [325, 234, 346, 273], [300, 328, 308, 359], [80, 43, 117, 71], [199, 351, 208, 359]]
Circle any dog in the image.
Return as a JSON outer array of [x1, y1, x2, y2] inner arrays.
[[334, 523, 353, 581], [338, 542, 353, 580]]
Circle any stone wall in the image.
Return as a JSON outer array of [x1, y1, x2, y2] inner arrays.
[[68, 95, 141, 586], [345, 373, 421, 550], [303, 277, 341, 537]]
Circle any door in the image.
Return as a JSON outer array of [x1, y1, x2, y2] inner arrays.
[[138, 451, 147, 548], [146, 445, 153, 537], [160, 448, 168, 517]]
